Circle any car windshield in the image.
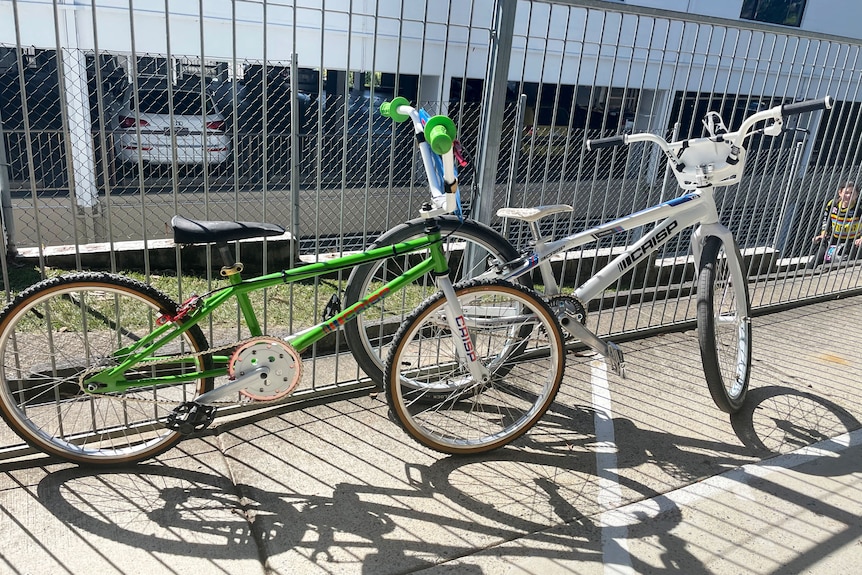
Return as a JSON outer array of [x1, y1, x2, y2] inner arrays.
[[133, 90, 215, 116]]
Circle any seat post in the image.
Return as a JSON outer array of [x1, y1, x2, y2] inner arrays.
[[529, 220, 545, 243], [216, 243, 243, 276]]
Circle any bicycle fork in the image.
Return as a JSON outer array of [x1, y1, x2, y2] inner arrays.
[[435, 275, 492, 384]]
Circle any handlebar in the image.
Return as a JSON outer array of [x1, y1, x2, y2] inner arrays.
[[586, 95, 833, 190], [379, 97, 462, 218], [379, 96, 411, 123], [423, 115, 458, 155], [782, 96, 834, 117], [379, 97, 458, 154], [737, 95, 833, 138], [586, 135, 626, 150]]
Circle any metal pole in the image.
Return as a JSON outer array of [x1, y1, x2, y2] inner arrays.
[[502, 93, 527, 240], [472, 0, 516, 226], [56, 0, 101, 239], [290, 51, 300, 242], [0, 108, 16, 257], [773, 140, 805, 251]]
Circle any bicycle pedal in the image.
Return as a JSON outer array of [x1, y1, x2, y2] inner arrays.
[[606, 342, 626, 379], [165, 401, 217, 435]]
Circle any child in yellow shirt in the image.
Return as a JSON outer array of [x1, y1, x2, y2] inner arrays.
[[808, 182, 862, 268]]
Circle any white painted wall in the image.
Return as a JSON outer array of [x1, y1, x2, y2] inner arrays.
[[499, 3, 858, 102], [2, 0, 858, 90], [622, 0, 861, 40], [2, 0, 495, 73]]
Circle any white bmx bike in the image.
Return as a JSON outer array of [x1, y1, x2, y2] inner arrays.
[[487, 96, 834, 413]]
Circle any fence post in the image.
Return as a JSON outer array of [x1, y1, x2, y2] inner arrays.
[[472, 0, 517, 226], [56, 3, 102, 244], [0, 108, 17, 257], [773, 141, 806, 253]]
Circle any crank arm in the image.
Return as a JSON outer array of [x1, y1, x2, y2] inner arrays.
[[557, 314, 626, 378], [558, 317, 608, 355], [194, 366, 270, 405]]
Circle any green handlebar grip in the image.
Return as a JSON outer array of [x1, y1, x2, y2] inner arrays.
[[424, 115, 457, 155], [379, 96, 411, 122]]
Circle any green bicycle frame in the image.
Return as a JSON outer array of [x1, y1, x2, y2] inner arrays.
[[84, 226, 451, 394]]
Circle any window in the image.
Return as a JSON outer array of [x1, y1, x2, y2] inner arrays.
[[515, 83, 637, 132], [133, 90, 215, 116], [135, 56, 174, 78], [812, 100, 862, 167], [740, 0, 806, 27]]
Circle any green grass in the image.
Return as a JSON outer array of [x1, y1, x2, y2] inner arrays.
[[1, 264, 43, 294], [1, 264, 432, 333]]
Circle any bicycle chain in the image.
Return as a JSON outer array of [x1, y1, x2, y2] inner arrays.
[[76, 336, 280, 408]]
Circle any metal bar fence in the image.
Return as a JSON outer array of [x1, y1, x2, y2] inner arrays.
[[1, 0, 861, 456]]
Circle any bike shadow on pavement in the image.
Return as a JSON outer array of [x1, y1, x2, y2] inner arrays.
[[10, 380, 859, 574], [730, 384, 861, 460]]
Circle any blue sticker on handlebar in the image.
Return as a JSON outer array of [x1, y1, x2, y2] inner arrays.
[[420, 107, 464, 221]]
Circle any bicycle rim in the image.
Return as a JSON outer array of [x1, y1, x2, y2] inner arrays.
[[386, 279, 564, 454], [0, 274, 211, 465], [697, 236, 752, 413], [344, 217, 526, 385]]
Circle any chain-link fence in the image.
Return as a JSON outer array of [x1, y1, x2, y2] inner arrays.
[[0, 0, 861, 454]]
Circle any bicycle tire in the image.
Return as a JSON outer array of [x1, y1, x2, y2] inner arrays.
[[697, 236, 752, 414], [0, 272, 213, 465], [344, 216, 528, 386], [385, 278, 565, 455]]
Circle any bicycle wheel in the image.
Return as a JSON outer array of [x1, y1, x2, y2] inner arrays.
[[0, 272, 213, 465], [385, 278, 565, 455], [697, 236, 752, 414], [344, 216, 528, 386]]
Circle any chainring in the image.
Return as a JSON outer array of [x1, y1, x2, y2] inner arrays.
[[229, 338, 303, 401], [547, 295, 587, 339]]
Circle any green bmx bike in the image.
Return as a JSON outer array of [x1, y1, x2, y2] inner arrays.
[[0, 98, 566, 465]]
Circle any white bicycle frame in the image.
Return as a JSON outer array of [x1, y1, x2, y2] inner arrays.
[[493, 189, 741, 365], [492, 96, 833, 366], [498, 189, 741, 305]]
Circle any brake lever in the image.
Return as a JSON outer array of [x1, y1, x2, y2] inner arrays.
[[453, 140, 471, 168], [763, 118, 784, 137], [761, 121, 809, 137]]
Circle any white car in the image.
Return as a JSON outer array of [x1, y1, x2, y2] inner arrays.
[[114, 88, 230, 165]]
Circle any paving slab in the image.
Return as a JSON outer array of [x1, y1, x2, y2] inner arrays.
[[0, 295, 859, 574], [0, 438, 265, 575], [410, 431, 862, 575]]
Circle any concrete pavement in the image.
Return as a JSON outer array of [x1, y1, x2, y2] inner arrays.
[[0, 294, 860, 574]]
